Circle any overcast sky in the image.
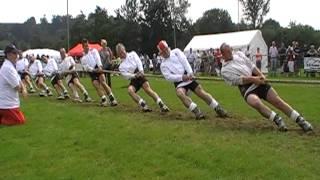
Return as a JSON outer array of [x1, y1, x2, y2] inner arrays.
[[0, 0, 319, 29]]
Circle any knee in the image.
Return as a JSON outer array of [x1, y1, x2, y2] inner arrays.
[[247, 97, 261, 109], [92, 81, 100, 87], [128, 86, 135, 94], [176, 90, 185, 98]]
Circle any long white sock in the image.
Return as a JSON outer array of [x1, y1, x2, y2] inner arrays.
[[73, 91, 80, 98], [156, 98, 162, 105], [269, 111, 277, 121], [138, 98, 146, 107], [209, 99, 219, 109], [188, 102, 197, 112], [290, 110, 300, 121]]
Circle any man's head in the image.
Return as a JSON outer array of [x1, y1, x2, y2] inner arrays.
[[220, 43, 233, 61], [4, 44, 19, 61], [41, 55, 48, 63], [82, 38, 89, 54], [115, 43, 127, 59], [29, 54, 35, 63], [60, 48, 67, 59], [101, 39, 108, 47], [272, 41, 276, 46], [157, 40, 170, 58]]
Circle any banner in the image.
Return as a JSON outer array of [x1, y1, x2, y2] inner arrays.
[[304, 57, 320, 71]]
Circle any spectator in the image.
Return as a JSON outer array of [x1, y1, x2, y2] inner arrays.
[[269, 41, 279, 76], [214, 48, 223, 76], [293, 41, 302, 75], [99, 39, 114, 87], [278, 43, 287, 72], [201, 51, 209, 74], [255, 47, 263, 70], [287, 48, 295, 76], [186, 48, 196, 71], [307, 45, 318, 57], [0, 44, 27, 125], [208, 49, 216, 76], [152, 53, 157, 74], [194, 50, 202, 74]]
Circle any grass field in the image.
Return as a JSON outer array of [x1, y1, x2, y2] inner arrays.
[[1, 76, 320, 179]]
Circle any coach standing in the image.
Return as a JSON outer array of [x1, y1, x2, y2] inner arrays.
[[0, 44, 27, 125]]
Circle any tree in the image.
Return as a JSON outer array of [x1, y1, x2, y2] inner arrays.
[[117, 0, 141, 22], [139, 0, 191, 54], [240, 0, 270, 28], [70, 12, 89, 47], [262, 18, 280, 29], [193, 8, 235, 35], [40, 15, 49, 25], [87, 6, 110, 42]]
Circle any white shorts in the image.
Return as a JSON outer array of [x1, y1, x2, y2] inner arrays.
[[288, 61, 294, 72]]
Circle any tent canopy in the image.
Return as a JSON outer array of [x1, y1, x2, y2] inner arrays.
[[184, 30, 268, 73], [68, 43, 102, 57], [184, 30, 266, 51], [23, 49, 60, 59]]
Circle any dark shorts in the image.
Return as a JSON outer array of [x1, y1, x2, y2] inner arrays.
[[129, 76, 148, 92], [239, 84, 272, 101], [66, 72, 80, 86], [18, 72, 28, 80], [50, 73, 63, 86], [89, 72, 103, 82], [256, 61, 261, 70], [174, 80, 199, 92]]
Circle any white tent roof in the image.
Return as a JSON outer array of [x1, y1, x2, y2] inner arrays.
[[184, 30, 264, 51], [23, 48, 60, 59]]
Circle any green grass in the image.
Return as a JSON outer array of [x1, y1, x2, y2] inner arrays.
[[1, 76, 320, 179]]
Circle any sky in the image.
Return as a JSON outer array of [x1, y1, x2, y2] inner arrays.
[[0, 0, 319, 30]]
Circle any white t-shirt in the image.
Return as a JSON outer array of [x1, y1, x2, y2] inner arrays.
[[160, 48, 193, 87], [119, 51, 143, 80], [29, 60, 43, 78], [43, 58, 58, 77], [60, 56, 76, 71], [0, 60, 21, 109], [16, 58, 29, 72], [81, 49, 102, 71]]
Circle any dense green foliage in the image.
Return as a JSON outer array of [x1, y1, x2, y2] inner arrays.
[[0, 0, 319, 54]]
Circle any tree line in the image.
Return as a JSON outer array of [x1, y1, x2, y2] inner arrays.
[[0, 0, 319, 55]]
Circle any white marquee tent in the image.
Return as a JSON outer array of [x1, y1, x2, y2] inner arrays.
[[184, 30, 268, 73], [23, 49, 60, 60]]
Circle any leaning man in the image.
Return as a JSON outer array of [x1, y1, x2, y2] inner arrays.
[[220, 43, 312, 132], [0, 44, 27, 125]]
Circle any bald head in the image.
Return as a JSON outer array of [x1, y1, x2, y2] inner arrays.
[[220, 43, 233, 61]]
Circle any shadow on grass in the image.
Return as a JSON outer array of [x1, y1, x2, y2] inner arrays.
[[27, 95, 320, 137]]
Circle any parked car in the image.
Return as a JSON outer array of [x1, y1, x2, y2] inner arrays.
[[0, 50, 4, 67]]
